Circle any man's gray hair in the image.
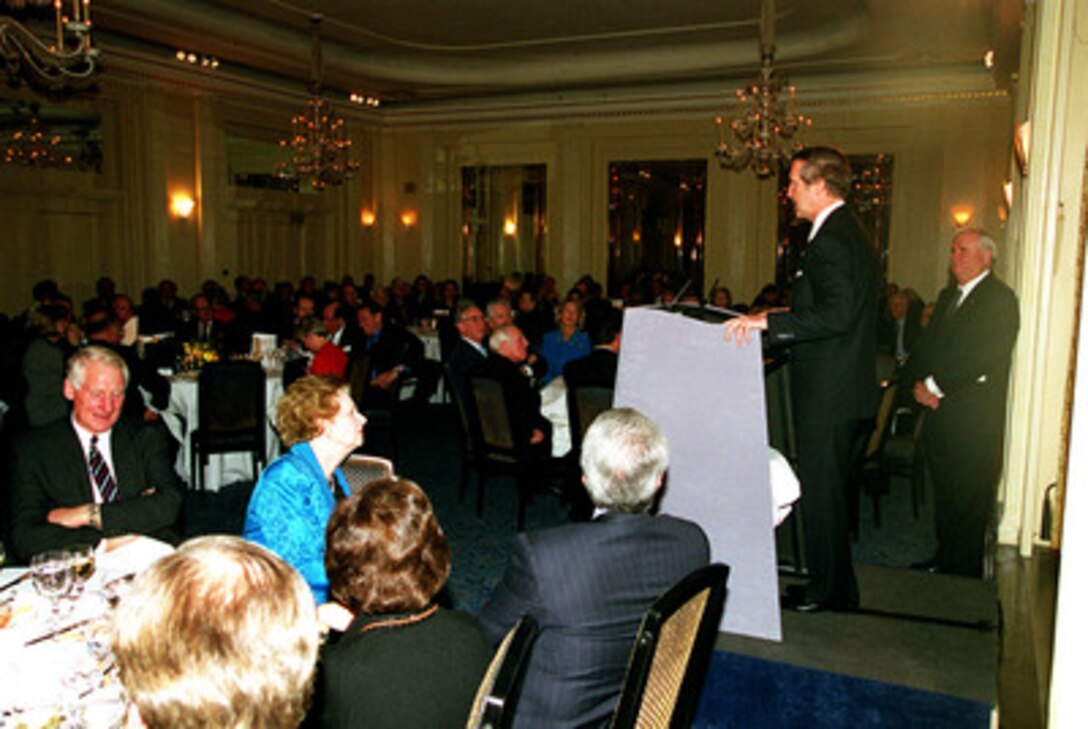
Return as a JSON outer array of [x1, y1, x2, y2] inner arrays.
[[486, 299, 512, 320], [488, 324, 517, 354], [68, 345, 130, 389], [580, 408, 668, 512]]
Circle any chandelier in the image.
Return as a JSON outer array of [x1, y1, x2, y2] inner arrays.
[[0, 0, 98, 92], [715, 0, 809, 178], [2, 101, 103, 170], [277, 14, 359, 191]]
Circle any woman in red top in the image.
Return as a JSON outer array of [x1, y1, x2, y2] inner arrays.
[[298, 317, 348, 378]]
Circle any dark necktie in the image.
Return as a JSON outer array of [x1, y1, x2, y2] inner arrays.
[[89, 435, 118, 503]]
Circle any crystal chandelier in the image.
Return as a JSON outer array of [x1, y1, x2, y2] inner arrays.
[[0, 0, 98, 92], [715, 0, 809, 178], [277, 14, 359, 191]]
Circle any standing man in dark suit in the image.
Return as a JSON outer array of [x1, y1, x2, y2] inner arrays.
[[11, 346, 183, 559], [477, 408, 709, 728], [727, 146, 878, 612], [903, 229, 1019, 577]]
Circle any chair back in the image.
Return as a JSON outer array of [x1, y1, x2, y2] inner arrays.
[[466, 616, 538, 729], [865, 382, 899, 460], [611, 563, 730, 729], [340, 454, 395, 494], [568, 385, 614, 454], [348, 354, 373, 412], [469, 375, 516, 453], [197, 360, 266, 444]]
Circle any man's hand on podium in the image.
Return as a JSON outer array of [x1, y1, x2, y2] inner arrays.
[[724, 312, 768, 345]]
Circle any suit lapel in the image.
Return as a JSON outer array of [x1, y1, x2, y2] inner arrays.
[[109, 421, 140, 497], [59, 423, 95, 501]]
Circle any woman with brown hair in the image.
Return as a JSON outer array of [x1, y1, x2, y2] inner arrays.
[[315, 477, 492, 728], [243, 375, 365, 603]]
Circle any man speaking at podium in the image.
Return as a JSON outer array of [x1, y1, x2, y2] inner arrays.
[[726, 146, 878, 613]]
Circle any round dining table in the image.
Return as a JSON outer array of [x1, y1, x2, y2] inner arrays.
[[0, 537, 174, 727]]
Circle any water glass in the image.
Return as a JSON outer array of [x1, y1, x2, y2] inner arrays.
[[30, 550, 72, 625], [67, 544, 96, 600]]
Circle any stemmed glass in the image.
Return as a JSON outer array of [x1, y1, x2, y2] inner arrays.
[[30, 550, 72, 626], [67, 544, 96, 601]]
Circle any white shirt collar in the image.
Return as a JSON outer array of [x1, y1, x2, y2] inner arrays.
[[958, 269, 990, 305], [464, 337, 487, 356], [808, 199, 846, 242]]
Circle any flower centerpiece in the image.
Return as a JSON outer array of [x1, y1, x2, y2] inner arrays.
[[179, 341, 219, 371]]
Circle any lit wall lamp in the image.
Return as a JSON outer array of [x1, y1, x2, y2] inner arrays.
[[400, 209, 418, 228], [503, 217, 517, 236], [360, 208, 376, 227], [1002, 180, 1014, 208], [951, 207, 973, 228], [170, 193, 196, 220]]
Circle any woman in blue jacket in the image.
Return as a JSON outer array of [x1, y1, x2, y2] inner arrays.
[[244, 375, 365, 603]]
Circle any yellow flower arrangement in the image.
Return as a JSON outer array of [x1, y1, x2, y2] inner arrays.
[[180, 341, 220, 370]]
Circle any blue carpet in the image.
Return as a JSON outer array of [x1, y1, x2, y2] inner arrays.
[[694, 652, 991, 728]]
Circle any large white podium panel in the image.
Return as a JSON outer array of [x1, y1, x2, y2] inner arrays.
[[615, 308, 781, 641]]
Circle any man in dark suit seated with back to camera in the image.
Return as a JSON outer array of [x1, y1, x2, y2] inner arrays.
[[10, 346, 183, 560], [477, 408, 709, 728]]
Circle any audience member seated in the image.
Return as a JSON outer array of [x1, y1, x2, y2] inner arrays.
[[82, 276, 115, 318], [539, 298, 591, 385], [244, 375, 364, 603], [84, 313, 171, 422], [446, 301, 489, 405], [315, 478, 493, 728], [112, 535, 320, 729], [21, 304, 80, 428], [487, 298, 547, 382], [11, 346, 183, 559], [878, 290, 923, 367], [477, 408, 710, 727], [298, 317, 349, 379], [563, 306, 622, 393], [354, 301, 424, 407], [473, 324, 552, 457], [182, 293, 233, 352], [709, 286, 733, 310], [323, 302, 362, 356], [515, 289, 553, 347], [112, 294, 140, 346]]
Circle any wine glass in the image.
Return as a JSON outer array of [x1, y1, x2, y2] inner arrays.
[[67, 544, 96, 600], [30, 550, 72, 626]]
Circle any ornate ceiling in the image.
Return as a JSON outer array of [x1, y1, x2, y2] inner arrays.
[[86, 0, 1022, 109]]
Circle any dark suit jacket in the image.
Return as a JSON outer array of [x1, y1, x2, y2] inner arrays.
[[316, 608, 493, 729], [767, 205, 879, 424], [356, 324, 424, 377], [562, 348, 618, 390], [10, 418, 183, 559], [181, 318, 234, 353], [446, 337, 487, 405], [477, 512, 709, 728], [902, 273, 1019, 453], [471, 354, 551, 453]]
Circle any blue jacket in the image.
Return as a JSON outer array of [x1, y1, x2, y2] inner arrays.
[[243, 441, 350, 603], [539, 328, 590, 385]]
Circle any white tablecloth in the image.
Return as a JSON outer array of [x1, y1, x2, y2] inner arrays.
[[159, 370, 283, 491], [407, 326, 445, 404], [0, 537, 174, 727], [540, 377, 571, 457]]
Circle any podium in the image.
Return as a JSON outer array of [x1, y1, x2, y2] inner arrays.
[[615, 307, 781, 641]]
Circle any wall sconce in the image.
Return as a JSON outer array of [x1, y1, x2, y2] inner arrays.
[[400, 209, 418, 228], [170, 193, 196, 219], [503, 217, 517, 236], [951, 207, 973, 227], [1002, 180, 1014, 208], [360, 208, 376, 227], [673, 231, 683, 248]]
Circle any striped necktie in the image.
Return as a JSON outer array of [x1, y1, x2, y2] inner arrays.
[[89, 435, 118, 503]]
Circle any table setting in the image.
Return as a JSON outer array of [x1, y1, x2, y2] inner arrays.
[[0, 537, 174, 728]]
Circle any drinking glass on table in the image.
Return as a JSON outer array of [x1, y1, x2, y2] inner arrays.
[[67, 544, 96, 600], [31, 550, 72, 626]]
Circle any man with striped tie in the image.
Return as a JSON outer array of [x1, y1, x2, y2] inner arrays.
[[11, 346, 183, 560]]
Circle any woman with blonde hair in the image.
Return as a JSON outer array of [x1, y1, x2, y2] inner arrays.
[[244, 375, 365, 602], [538, 297, 591, 385]]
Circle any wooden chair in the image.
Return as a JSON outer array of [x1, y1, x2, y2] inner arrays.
[[190, 360, 267, 491], [611, 563, 730, 729], [566, 384, 614, 456], [466, 616, 538, 729], [340, 454, 395, 494], [467, 374, 531, 528], [443, 362, 479, 502]]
